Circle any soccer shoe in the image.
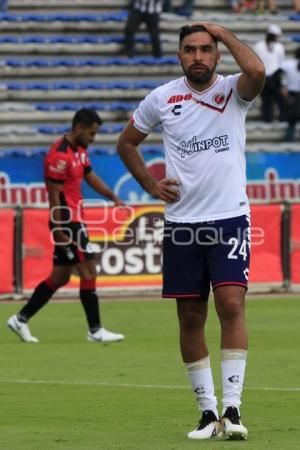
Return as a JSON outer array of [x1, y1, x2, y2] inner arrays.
[[87, 327, 124, 343], [7, 314, 39, 343], [221, 406, 248, 440], [187, 410, 223, 440]]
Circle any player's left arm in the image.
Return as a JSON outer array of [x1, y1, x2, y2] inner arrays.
[[197, 22, 266, 101], [84, 171, 124, 206]]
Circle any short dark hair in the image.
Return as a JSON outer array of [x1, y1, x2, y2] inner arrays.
[[179, 24, 218, 47], [72, 108, 103, 129]]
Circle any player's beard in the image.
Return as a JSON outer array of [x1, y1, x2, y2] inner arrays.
[[183, 61, 217, 84]]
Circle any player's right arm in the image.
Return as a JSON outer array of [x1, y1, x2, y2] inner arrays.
[[117, 120, 180, 204]]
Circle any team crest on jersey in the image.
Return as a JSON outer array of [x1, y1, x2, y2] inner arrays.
[[56, 160, 67, 172], [212, 93, 225, 106]]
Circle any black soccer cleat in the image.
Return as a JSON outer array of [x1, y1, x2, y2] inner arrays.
[[221, 406, 248, 440], [187, 410, 223, 440]]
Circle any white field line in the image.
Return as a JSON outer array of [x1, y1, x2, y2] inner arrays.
[[0, 379, 300, 392]]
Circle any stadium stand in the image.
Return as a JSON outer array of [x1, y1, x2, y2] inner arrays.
[[0, 0, 299, 153]]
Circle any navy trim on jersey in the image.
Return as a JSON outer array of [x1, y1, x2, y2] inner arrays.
[[84, 166, 93, 175], [192, 89, 233, 113], [56, 137, 69, 153], [47, 177, 64, 184]]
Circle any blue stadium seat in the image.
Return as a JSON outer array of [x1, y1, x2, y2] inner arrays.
[[0, 11, 129, 22], [0, 13, 15, 21], [6, 82, 23, 90], [106, 81, 130, 89], [23, 36, 45, 43], [27, 82, 49, 90], [37, 125, 70, 134], [0, 36, 18, 43], [79, 81, 105, 89], [19, 13, 47, 22], [3, 80, 162, 91], [4, 56, 177, 68], [77, 36, 99, 44], [53, 58, 76, 66], [52, 81, 77, 89]]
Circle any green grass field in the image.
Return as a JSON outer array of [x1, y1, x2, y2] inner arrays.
[[1, 296, 300, 450]]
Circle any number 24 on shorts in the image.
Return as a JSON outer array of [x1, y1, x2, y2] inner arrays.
[[227, 238, 248, 261]]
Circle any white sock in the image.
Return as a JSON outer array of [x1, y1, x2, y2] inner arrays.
[[185, 356, 218, 418], [221, 349, 247, 416]]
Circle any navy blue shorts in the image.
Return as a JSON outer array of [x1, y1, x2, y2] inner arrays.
[[162, 214, 250, 300], [49, 221, 95, 266]]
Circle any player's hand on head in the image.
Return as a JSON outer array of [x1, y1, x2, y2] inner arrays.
[[191, 21, 224, 41], [152, 178, 180, 204]]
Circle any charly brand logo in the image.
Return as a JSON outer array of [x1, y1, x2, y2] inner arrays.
[[228, 375, 240, 383], [176, 135, 229, 158]]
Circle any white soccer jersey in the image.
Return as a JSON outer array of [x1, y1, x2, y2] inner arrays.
[[132, 74, 253, 222]]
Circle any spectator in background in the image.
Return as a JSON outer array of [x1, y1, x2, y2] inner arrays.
[[256, 0, 278, 14], [253, 24, 286, 122], [229, 0, 244, 13], [257, 0, 300, 15], [123, 0, 163, 58], [293, 0, 300, 13], [281, 47, 300, 141], [229, 0, 279, 14], [163, 0, 172, 12], [0, 0, 8, 10], [7, 109, 125, 344], [175, 0, 195, 17]]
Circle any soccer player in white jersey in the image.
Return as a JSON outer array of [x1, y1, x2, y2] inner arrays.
[[117, 23, 265, 440]]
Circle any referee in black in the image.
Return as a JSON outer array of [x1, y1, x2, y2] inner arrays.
[[124, 0, 163, 58]]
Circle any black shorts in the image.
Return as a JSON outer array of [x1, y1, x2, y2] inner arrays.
[[50, 221, 95, 266], [162, 214, 251, 300]]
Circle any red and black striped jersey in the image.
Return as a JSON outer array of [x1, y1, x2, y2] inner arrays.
[[44, 136, 92, 221]]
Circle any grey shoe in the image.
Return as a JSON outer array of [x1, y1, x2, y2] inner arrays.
[[87, 327, 124, 343]]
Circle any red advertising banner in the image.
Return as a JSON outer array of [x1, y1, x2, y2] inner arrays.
[[0, 208, 15, 294], [22, 209, 53, 290], [291, 204, 300, 284], [249, 204, 283, 283], [22, 204, 284, 291]]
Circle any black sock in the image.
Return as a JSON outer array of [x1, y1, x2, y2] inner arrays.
[[18, 278, 57, 322], [80, 288, 101, 332]]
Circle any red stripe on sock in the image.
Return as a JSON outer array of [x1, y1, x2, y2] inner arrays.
[[80, 279, 96, 290], [76, 247, 85, 262]]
